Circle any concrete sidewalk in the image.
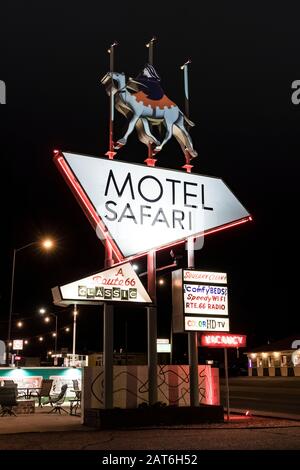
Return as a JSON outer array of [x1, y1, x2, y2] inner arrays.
[[0, 410, 89, 435]]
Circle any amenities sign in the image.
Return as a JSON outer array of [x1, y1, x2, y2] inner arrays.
[[185, 316, 230, 332], [184, 283, 228, 315], [55, 152, 250, 260], [172, 269, 230, 333], [52, 262, 152, 306]]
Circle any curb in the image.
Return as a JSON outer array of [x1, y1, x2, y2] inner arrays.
[[227, 408, 300, 422]]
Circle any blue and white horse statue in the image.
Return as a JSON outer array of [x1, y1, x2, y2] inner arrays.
[[101, 71, 197, 159]]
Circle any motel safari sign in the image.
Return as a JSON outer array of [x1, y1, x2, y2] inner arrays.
[[54, 152, 251, 260]]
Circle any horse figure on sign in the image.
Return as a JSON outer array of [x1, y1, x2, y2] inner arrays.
[[101, 64, 197, 160]]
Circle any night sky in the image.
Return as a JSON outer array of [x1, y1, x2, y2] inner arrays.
[[1, 1, 299, 360]]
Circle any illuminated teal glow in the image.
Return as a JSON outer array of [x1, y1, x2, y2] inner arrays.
[[0, 367, 82, 379]]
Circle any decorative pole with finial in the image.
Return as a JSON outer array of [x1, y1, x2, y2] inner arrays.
[[145, 35, 158, 406], [146, 36, 156, 66], [105, 41, 118, 160], [180, 59, 193, 173], [180, 59, 199, 408], [144, 36, 157, 167]]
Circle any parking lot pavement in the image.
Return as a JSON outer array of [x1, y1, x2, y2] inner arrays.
[[0, 416, 299, 450]]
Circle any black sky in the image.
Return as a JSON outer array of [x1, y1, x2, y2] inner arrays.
[[1, 1, 299, 358]]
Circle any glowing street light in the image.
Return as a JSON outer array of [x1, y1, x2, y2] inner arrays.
[[7, 238, 56, 365], [158, 278, 165, 285], [24, 340, 28, 345], [39, 336, 44, 342], [39, 308, 46, 315], [42, 239, 54, 250], [65, 327, 70, 332], [44, 316, 50, 323], [17, 321, 23, 328], [52, 332, 57, 337]]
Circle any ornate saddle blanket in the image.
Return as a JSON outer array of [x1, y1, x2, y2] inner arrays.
[[133, 91, 175, 109]]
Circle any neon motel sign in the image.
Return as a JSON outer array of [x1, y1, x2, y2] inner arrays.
[[54, 151, 251, 261]]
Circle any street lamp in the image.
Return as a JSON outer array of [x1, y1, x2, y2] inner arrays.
[[39, 308, 58, 355], [72, 305, 78, 366], [7, 238, 55, 365]]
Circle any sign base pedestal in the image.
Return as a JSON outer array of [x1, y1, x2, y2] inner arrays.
[[144, 157, 157, 167]]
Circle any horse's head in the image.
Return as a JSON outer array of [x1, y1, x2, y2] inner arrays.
[[101, 72, 126, 91]]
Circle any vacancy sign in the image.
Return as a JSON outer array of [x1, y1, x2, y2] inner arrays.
[[54, 152, 251, 260], [200, 333, 247, 348], [52, 262, 152, 306]]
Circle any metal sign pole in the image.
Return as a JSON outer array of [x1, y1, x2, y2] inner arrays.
[[72, 305, 77, 366], [181, 60, 199, 407], [180, 60, 193, 172], [145, 39, 158, 403], [146, 37, 156, 66], [187, 237, 199, 407], [103, 42, 117, 408], [147, 249, 158, 405], [106, 41, 117, 160], [103, 240, 114, 409], [224, 347, 230, 421], [55, 315, 58, 355], [7, 248, 16, 366], [144, 37, 157, 167]]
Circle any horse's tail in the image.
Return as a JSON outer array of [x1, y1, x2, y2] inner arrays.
[[183, 114, 195, 127]]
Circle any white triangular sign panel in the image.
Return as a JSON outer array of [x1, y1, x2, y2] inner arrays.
[[58, 152, 250, 259], [52, 262, 152, 305]]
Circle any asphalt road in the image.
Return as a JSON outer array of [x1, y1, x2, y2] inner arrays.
[[0, 419, 299, 450], [220, 377, 300, 417]]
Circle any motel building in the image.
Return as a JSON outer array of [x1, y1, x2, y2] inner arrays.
[[246, 335, 300, 377]]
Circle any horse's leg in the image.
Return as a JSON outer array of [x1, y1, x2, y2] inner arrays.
[[114, 114, 140, 149], [174, 114, 198, 158], [154, 120, 173, 153], [141, 118, 160, 146], [172, 125, 188, 154]]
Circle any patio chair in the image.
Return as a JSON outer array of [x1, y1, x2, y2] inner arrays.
[[72, 379, 80, 393], [2, 380, 15, 387], [0, 386, 18, 417], [29, 379, 53, 406], [44, 384, 68, 414]]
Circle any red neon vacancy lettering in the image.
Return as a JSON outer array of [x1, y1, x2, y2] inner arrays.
[[201, 333, 246, 348]]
